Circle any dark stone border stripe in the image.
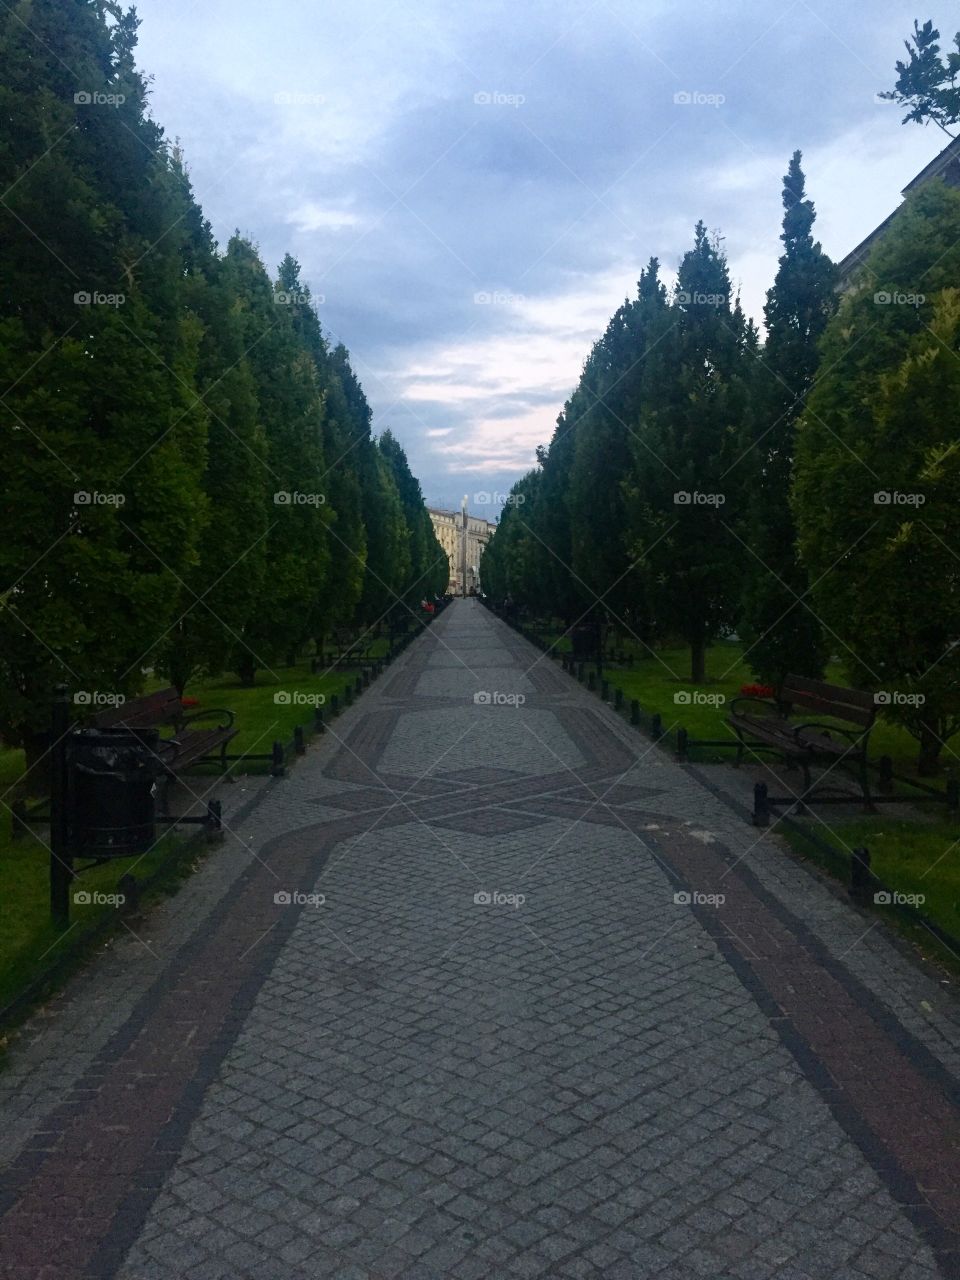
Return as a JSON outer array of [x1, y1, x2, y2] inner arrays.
[[633, 817, 960, 1278]]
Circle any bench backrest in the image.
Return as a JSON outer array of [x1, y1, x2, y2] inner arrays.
[[91, 687, 183, 730], [779, 675, 876, 727]]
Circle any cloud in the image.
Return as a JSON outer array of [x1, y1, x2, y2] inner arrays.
[[134, 0, 949, 509]]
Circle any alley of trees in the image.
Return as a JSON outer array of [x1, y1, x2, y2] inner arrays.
[[0, 1, 448, 762]]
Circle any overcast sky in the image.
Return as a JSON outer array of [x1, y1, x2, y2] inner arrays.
[[134, 0, 946, 513]]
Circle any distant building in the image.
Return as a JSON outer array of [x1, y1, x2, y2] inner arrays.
[[837, 135, 960, 291], [427, 500, 496, 596]]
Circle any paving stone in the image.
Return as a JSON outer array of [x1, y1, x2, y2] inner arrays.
[[0, 602, 954, 1280]]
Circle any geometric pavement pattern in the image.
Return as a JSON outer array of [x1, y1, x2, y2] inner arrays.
[[0, 600, 957, 1279]]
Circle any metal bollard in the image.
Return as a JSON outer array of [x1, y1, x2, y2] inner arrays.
[[271, 740, 286, 777], [630, 699, 640, 726], [205, 799, 223, 843], [677, 727, 688, 762], [294, 725, 305, 755], [849, 846, 874, 902], [752, 781, 769, 827]]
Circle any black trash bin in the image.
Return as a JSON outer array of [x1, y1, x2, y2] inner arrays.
[[570, 623, 599, 662], [68, 728, 160, 858]]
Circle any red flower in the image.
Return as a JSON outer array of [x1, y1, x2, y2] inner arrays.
[[740, 683, 774, 698], [181, 696, 201, 708]]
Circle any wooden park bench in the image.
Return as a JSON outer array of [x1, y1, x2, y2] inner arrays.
[[92, 688, 237, 776], [727, 675, 877, 809]]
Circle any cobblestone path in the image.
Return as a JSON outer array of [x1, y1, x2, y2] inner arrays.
[[1, 599, 959, 1279]]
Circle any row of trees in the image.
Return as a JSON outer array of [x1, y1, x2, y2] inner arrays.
[[483, 22, 960, 773], [0, 0, 447, 763]]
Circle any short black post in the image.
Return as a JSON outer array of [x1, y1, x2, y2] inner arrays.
[[314, 706, 325, 733], [849, 846, 874, 903], [587, 671, 596, 692], [118, 872, 141, 914], [355, 675, 363, 695], [614, 688, 623, 711], [331, 693, 339, 716], [651, 712, 663, 740], [878, 755, 894, 795], [630, 699, 640, 726], [362, 668, 370, 687], [344, 683, 353, 706], [577, 661, 585, 683], [947, 776, 959, 812], [677, 726, 689, 762], [11, 798, 27, 841], [206, 798, 222, 834], [271, 740, 285, 777], [752, 780, 769, 828], [293, 725, 305, 755], [49, 684, 73, 929], [601, 680, 609, 701]]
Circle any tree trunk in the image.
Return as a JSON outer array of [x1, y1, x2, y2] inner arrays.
[[22, 727, 52, 795], [690, 637, 706, 683], [917, 720, 943, 777], [237, 654, 257, 688]]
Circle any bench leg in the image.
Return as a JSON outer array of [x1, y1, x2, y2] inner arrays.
[[795, 758, 814, 817]]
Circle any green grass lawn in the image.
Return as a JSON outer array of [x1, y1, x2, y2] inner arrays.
[[556, 635, 945, 780], [0, 656, 372, 1026], [532, 625, 960, 964], [780, 816, 960, 972]]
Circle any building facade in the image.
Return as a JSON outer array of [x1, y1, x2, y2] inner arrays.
[[427, 501, 496, 596], [837, 135, 960, 292]]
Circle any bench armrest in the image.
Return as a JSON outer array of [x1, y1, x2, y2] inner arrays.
[[178, 706, 236, 731], [793, 721, 870, 751]]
